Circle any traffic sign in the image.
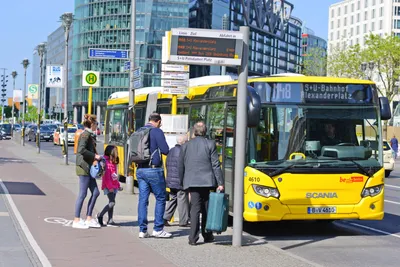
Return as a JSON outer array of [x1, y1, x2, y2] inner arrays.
[[124, 61, 130, 71], [88, 48, 128, 59], [133, 79, 141, 89], [133, 67, 141, 78], [162, 64, 189, 72], [161, 79, 189, 87], [162, 86, 188, 95], [82, 71, 100, 87], [28, 84, 38, 99], [161, 72, 189, 80]]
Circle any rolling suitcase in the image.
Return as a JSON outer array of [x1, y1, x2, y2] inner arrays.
[[205, 191, 229, 234]]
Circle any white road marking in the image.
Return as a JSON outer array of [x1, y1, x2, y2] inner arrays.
[[386, 184, 400, 189], [385, 200, 400, 205], [0, 179, 51, 267], [348, 222, 400, 239], [0, 212, 9, 216]]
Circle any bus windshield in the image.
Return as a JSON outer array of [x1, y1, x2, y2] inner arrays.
[[248, 104, 382, 170]]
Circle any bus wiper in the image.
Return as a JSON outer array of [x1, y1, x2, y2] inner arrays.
[[337, 157, 372, 177], [268, 162, 314, 177]]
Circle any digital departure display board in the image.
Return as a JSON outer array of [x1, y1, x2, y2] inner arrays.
[[168, 28, 243, 66]]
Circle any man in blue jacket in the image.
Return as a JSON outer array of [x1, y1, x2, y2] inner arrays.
[[163, 134, 190, 227], [136, 113, 171, 238]]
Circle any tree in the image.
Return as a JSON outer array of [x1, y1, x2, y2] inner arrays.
[[328, 34, 400, 103], [23, 106, 43, 123], [301, 47, 328, 76]]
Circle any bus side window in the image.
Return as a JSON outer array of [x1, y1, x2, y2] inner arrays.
[[108, 109, 125, 143], [134, 108, 144, 130]]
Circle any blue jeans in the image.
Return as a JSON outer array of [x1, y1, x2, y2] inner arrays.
[[74, 175, 100, 218], [136, 168, 166, 232]]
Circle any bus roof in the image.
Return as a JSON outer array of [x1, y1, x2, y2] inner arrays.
[[107, 75, 375, 106]]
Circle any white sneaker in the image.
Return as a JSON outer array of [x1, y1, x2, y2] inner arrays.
[[85, 219, 101, 228], [152, 230, 172, 238], [72, 219, 89, 229], [139, 232, 150, 238]]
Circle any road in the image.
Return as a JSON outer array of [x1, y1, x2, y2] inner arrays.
[[4, 137, 400, 267]]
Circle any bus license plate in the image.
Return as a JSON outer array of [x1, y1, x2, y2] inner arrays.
[[307, 207, 337, 214]]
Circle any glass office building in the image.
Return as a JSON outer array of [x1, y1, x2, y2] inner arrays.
[[72, 0, 188, 122], [189, 0, 302, 77]]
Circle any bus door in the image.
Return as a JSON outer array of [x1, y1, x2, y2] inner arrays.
[[206, 102, 235, 210]]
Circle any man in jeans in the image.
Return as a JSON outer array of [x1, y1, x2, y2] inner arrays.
[[136, 113, 171, 238]]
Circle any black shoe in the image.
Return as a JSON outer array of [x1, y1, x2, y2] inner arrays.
[[203, 235, 215, 243], [188, 241, 197, 246], [164, 220, 171, 227], [97, 214, 105, 227], [179, 222, 191, 227], [107, 220, 119, 227]]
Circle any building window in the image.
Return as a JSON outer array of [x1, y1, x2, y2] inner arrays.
[[358, 1, 360, 9], [344, 17, 347, 26], [344, 29, 347, 37], [331, 21, 334, 29], [380, 7, 384, 17], [331, 9, 335, 18], [364, 11, 368, 20], [357, 13, 360, 22], [351, 16, 354, 24], [352, 3, 354, 12], [364, 23, 367, 33], [357, 25, 360, 34], [331, 32, 334, 41], [345, 5, 347, 14], [372, 0, 375, 5], [338, 7, 341, 16], [365, 0, 368, 8], [394, 20, 400, 29], [351, 28, 354, 35], [337, 31, 340, 39], [372, 9, 375, 18], [356, 38, 359, 44], [380, 20, 383, 29], [371, 22, 375, 31], [337, 19, 340, 27]]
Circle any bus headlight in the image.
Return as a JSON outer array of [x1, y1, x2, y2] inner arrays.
[[252, 185, 280, 198], [361, 185, 383, 197]]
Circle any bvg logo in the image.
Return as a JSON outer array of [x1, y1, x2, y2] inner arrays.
[[340, 176, 364, 183]]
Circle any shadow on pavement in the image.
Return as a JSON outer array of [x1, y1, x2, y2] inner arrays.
[[0, 157, 31, 165], [0, 181, 46, 196]]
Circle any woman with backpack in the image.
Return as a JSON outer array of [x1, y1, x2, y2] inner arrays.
[[72, 114, 102, 229]]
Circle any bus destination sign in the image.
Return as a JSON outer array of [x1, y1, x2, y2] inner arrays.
[[168, 28, 243, 66]]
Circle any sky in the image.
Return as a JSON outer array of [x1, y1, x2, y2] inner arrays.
[[0, 0, 339, 98]]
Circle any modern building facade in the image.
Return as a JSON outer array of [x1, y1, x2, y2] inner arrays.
[[301, 27, 327, 76], [72, 0, 189, 123], [189, 0, 302, 78], [328, 0, 394, 54]]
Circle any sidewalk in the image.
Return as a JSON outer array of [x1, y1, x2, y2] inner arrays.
[[0, 140, 320, 267]]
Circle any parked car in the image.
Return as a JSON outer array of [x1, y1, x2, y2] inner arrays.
[[383, 140, 395, 177], [13, 124, 21, 132], [0, 124, 12, 139]]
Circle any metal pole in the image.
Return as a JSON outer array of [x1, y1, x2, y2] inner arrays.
[[232, 26, 249, 247], [21, 59, 29, 146], [37, 53, 43, 153], [61, 12, 72, 165], [221, 14, 229, 76], [125, 0, 136, 191], [11, 71, 17, 137], [88, 86, 93, 114]]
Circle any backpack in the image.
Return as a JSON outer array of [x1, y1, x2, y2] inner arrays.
[[90, 157, 106, 179], [128, 127, 154, 164]]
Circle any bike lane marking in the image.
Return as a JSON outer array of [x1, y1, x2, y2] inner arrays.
[[0, 179, 51, 267]]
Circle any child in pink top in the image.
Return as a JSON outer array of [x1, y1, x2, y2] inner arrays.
[[97, 145, 121, 227]]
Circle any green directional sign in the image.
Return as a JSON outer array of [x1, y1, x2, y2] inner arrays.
[[82, 71, 100, 87]]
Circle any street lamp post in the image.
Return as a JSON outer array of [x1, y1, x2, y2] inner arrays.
[[361, 61, 375, 79], [0, 69, 8, 124], [61, 12, 73, 165], [36, 43, 46, 154], [11, 71, 17, 137], [21, 59, 30, 146]]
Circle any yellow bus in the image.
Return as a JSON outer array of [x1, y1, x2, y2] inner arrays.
[[105, 75, 391, 222]]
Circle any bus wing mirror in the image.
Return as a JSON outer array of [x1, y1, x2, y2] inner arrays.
[[379, 97, 391, 120], [247, 86, 261, 128]]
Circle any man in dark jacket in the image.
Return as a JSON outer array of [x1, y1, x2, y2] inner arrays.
[[136, 113, 171, 238], [163, 134, 190, 227], [178, 121, 224, 245]]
